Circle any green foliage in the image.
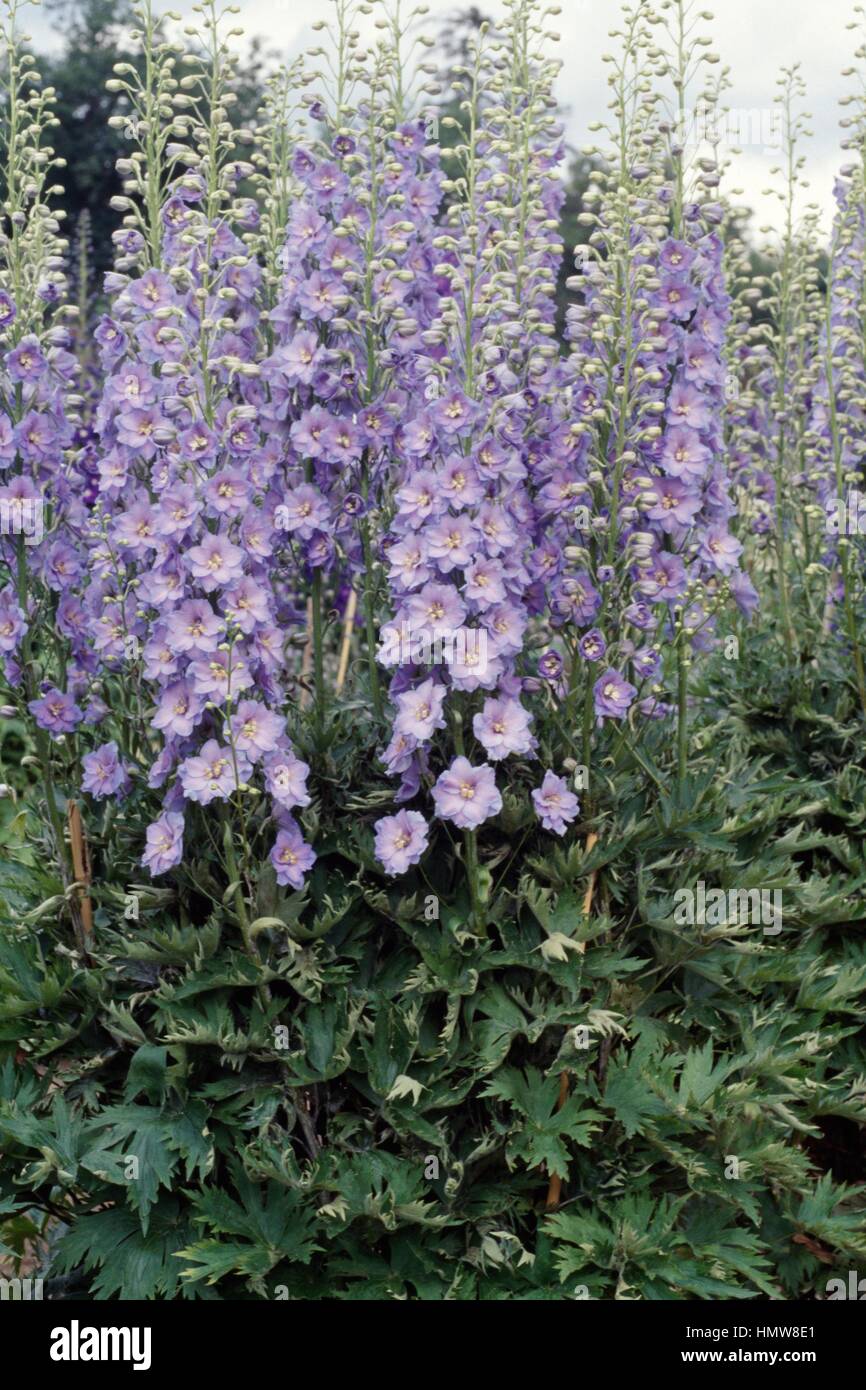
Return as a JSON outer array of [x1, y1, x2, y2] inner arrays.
[[1, 627, 864, 1300], [0, 0, 863, 1309]]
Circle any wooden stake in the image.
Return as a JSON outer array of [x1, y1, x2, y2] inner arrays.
[[335, 589, 357, 694], [546, 831, 599, 1210], [573, 831, 599, 957], [67, 799, 93, 950]]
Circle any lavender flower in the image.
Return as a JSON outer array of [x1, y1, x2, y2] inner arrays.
[[28, 688, 83, 738], [473, 697, 535, 762], [432, 758, 502, 831], [532, 772, 580, 836], [374, 809, 429, 875], [179, 741, 250, 806], [593, 670, 637, 721], [270, 823, 317, 889], [142, 812, 185, 877], [81, 741, 128, 799]]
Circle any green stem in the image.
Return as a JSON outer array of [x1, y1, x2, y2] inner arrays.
[[359, 511, 384, 721], [221, 811, 249, 933], [35, 726, 67, 875], [773, 439, 796, 666], [823, 236, 866, 717], [311, 568, 325, 739], [16, 540, 68, 878], [463, 829, 485, 936], [302, 459, 327, 735], [676, 633, 689, 800], [222, 810, 270, 1007], [580, 678, 594, 814]]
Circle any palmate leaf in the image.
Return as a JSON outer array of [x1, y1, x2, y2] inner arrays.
[[312, 1150, 452, 1233], [677, 1040, 741, 1107], [469, 985, 532, 1072], [178, 1168, 320, 1288], [482, 1066, 603, 1177], [682, 1206, 779, 1297], [0, 1194, 27, 1259], [116, 915, 221, 965], [275, 990, 363, 1084], [0, 1093, 129, 1191], [175, 1238, 278, 1286], [123, 1044, 169, 1105], [360, 1002, 417, 1098], [602, 1054, 669, 1138], [547, 1193, 775, 1299], [792, 1174, 866, 1257], [0, 836, 60, 919], [165, 1100, 215, 1183], [0, 1057, 43, 1108], [84, 1106, 189, 1228], [54, 1199, 195, 1300]]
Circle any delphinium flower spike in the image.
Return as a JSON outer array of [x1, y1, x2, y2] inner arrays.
[[372, 0, 569, 918], [730, 67, 823, 661], [0, 0, 80, 880], [803, 9, 866, 715], [566, 1, 753, 800], [81, 3, 316, 946]]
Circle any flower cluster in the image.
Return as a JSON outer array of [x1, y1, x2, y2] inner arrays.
[[72, 2, 316, 889], [725, 68, 822, 666], [0, 0, 89, 882], [18, 0, 866, 948], [802, 25, 866, 713], [552, 3, 756, 794], [368, 0, 582, 886]]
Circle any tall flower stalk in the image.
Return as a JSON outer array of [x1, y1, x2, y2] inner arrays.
[[565, 1, 752, 804], [370, 0, 573, 924], [78, 2, 317, 949], [803, 9, 866, 715], [0, 0, 78, 887]]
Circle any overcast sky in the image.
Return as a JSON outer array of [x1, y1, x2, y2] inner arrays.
[[21, 0, 862, 243]]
